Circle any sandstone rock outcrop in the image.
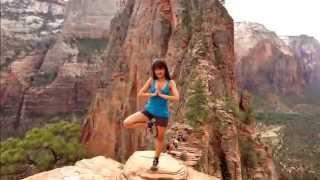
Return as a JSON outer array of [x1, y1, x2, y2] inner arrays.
[[80, 1, 277, 179], [234, 22, 304, 95], [235, 22, 320, 112], [1, 0, 67, 139], [1, 1, 279, 179], [0, 0, 121, 139], [1, 0, 66, 66], [23, 156, 123, 180], [282, 35, 320, 84], [123, 151, 219, 180], [23, 151, 220, 180], [62, 0, 120, 38], [166, 123, 203, 167], [235, 22, 320, 178]]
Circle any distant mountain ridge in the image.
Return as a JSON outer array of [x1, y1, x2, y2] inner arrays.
[[235, 21, 320, 112], [235, 22, 320, 178]]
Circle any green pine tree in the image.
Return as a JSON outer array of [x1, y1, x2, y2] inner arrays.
[[186, 80, 209, 128]]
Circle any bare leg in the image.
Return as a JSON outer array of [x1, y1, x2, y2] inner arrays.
[[150, 125, 167, 170], [123, 111, 149, 129], [154, 126, 166, 158]]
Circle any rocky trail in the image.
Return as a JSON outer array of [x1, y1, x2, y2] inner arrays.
[[166, 123, 204, 167], [168, 142, 202, 166]]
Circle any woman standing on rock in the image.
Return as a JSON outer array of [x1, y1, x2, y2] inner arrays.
[[123, 58, 180, 171]]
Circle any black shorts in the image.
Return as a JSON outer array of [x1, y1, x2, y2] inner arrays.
[[141, 109, 169, 127]]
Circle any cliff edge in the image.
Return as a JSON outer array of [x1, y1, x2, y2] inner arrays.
[[23, 151, 219, 180]]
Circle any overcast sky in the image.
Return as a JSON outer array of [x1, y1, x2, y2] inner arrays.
[[225, 0, 320, 40]]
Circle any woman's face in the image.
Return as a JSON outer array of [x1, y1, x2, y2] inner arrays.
[[154, 67, 165, 78]]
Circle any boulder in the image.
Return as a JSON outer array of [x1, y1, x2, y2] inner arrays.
[[23, 151, 220, 180], [23, 156, 124, 180], [123, 151, 188, 179]]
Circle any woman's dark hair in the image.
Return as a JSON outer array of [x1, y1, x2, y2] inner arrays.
[[151, 58, 171, 80]]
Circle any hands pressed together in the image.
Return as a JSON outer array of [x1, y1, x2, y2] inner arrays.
[[151, 86, 162, 97], [137, 77, 180, 102], [151, 84, 169, 100]]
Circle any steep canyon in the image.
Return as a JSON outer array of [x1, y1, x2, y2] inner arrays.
[[1, 1, 279, 179]]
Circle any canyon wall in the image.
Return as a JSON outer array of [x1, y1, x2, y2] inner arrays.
[[235, 22, 320, 112], [0, 0, 120, 139], [1, 0, 66, 66], [234, 22, 320, 178], [80, 1, 277, 179], [1, 1, 278, 179]]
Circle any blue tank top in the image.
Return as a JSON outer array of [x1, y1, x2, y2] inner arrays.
[[144, 79, 170, 118]]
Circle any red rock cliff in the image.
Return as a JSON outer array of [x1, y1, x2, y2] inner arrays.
[[81, 1, 278, 179], [0, 0, 120, 139]]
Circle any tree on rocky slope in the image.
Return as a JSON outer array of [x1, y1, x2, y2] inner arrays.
[[0, 121, 86, 179]]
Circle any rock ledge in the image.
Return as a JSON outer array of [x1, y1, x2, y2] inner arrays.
[[23, 151, 219, 180]]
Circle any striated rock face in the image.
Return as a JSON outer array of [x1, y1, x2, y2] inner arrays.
[[0, 0, 66, 66], [235, 22, 320, 113], [235, 22, 292, 62], [0, 0, 121, 139], [62, 0, 120, 38], [1, 1, 278, 179], [235, 23, 320, 178], [235, 22, 320, 105], [1, 0, 67, 139], [80, 1, 277, 180], [234, 22, 304, 95], [282, 35, 320, 84], [23, 151, 219, 180]]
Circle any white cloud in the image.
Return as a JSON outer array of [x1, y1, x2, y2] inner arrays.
[[225, 0, 320, 40]]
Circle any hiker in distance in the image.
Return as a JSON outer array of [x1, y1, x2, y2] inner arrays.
[[123, 58, 180, 171]]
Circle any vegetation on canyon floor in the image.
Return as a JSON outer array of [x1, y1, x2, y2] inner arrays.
[[252, 83, 320, 113], [256, 112, 320, 179]]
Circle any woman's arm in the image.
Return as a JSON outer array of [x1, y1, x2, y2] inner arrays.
[[138, 77, 156, 97], [158, 80, 180, 101]]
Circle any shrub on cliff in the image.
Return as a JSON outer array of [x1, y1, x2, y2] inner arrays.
[[185, 80, 209, 128], [0, 121, 86, 178], [75, 38, 107, 63], [225, 96, 255, 125], [239, 138, 262, 179]]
